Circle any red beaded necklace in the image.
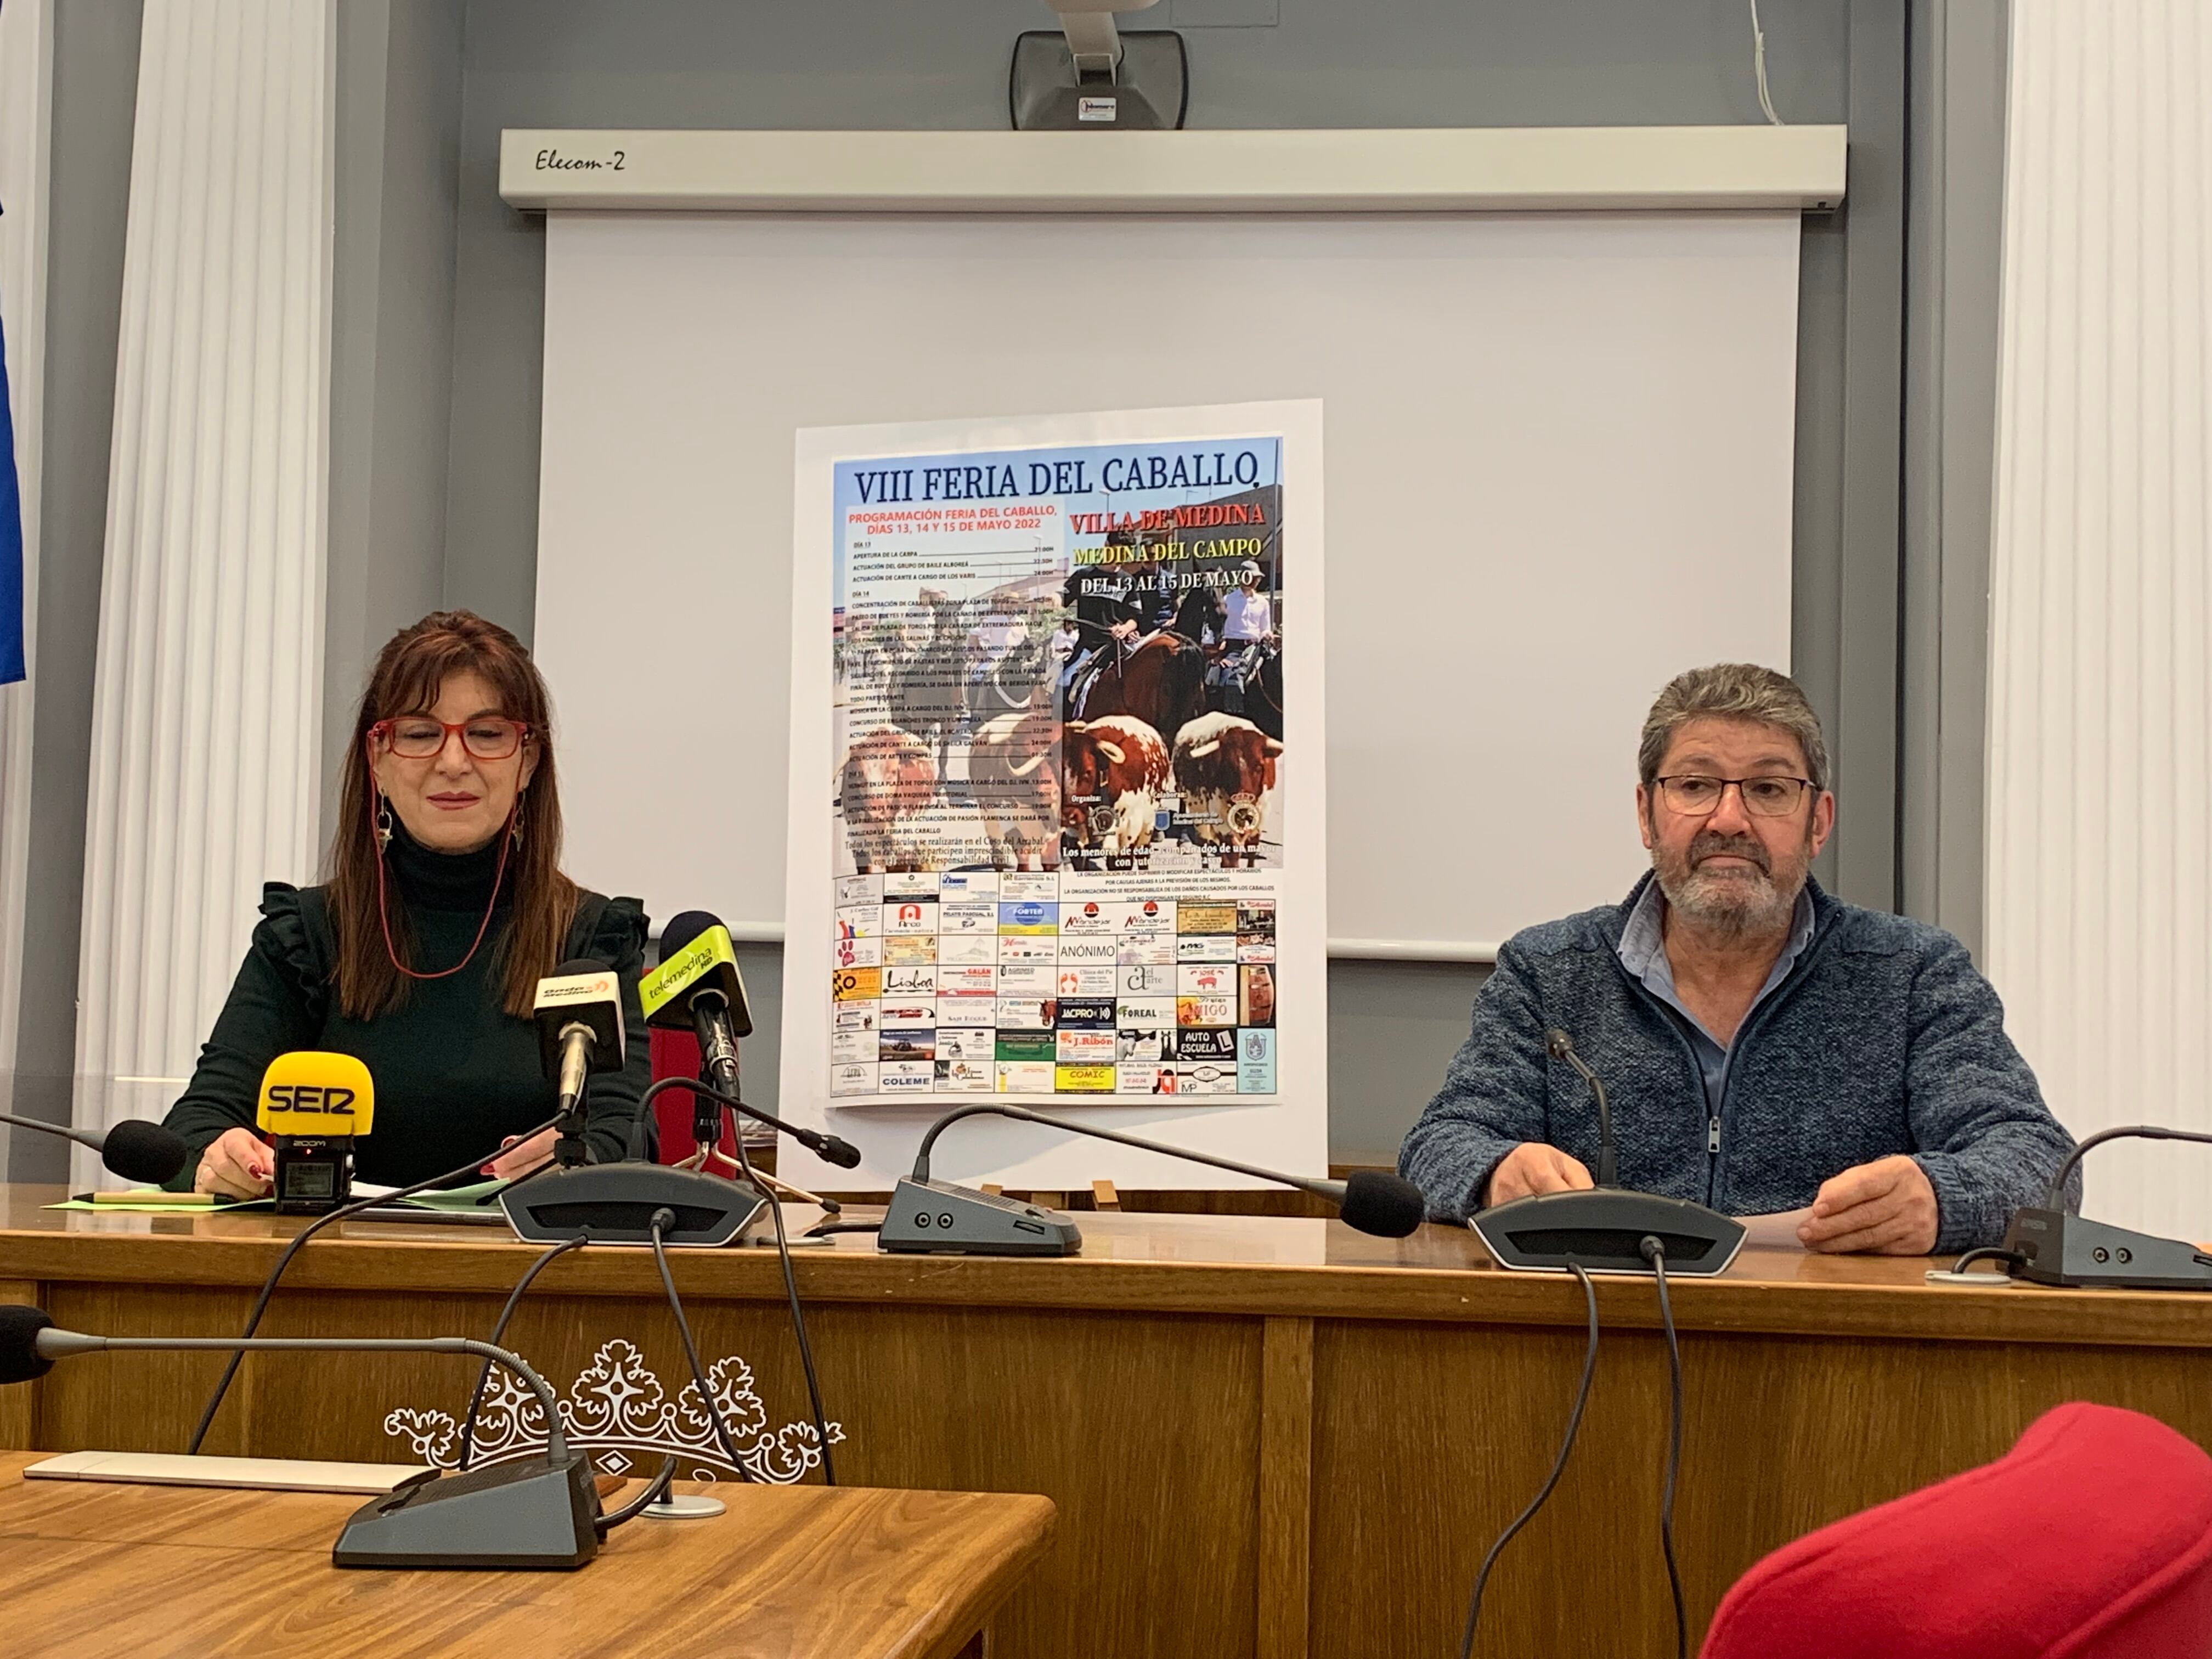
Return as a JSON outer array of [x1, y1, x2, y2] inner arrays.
[[373, 783, 516, 981]]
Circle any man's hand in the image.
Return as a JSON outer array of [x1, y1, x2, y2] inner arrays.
[[1484, 1142, 1594, 1206], [194, 1127, 273, 1200], [1798, 1155, 1939, 1255]]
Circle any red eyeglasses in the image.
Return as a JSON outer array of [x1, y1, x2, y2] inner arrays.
[[368, 716, 532, 761]]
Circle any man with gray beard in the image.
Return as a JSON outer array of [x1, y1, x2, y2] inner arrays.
[[1398, 664, 2076, 1254]]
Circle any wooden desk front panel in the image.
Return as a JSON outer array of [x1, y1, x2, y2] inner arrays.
[[1310, 1319, 2212, 1658]]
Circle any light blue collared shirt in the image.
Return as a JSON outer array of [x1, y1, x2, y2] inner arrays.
[[1615, 881, 1816, 1128]]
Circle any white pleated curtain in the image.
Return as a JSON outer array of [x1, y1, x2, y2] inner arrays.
[[1987, 1, 2212, 1239], [0, 0, 52, 1154], [72, 0, 333, 1182]]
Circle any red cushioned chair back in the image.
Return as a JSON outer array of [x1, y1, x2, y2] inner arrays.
[[1700, 1402, 2212, 1659]]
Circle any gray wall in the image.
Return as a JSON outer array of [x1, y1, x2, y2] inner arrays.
[[19, 0, 1978, 1177], [324, 0, 466, 849], [8, 0, 142, 1180]]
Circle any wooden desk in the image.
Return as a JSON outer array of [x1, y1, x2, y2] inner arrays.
[[1, 1188, 2208, 1657], [0, 1448, 1053, 1658]]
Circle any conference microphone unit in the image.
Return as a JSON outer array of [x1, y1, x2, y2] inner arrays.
[[0, 1110, 188, 1187], [257, 1053, 375, 1214], [0, 1305, 597, 1569], [1469, 1029, 1746, 1278], [504, 958, 774, 1248], [878, 1103, 1429, 1256], [1991, 1126, 2212, 1290]]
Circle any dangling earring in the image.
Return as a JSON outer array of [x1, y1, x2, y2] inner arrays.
[[375, 793, 394, 854], [510, 788, 527, 850]]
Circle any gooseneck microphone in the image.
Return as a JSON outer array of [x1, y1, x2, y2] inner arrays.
[[0, 1305, 597, 1568], [635, 1075, 862, 1170], [1545, 1028, 1618, 1187], [0, 1110, 188, 1187], [881, 1102, 1429, 1255]]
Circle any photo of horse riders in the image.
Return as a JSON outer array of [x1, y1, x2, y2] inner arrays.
[[1054, 498, 1285, 872]]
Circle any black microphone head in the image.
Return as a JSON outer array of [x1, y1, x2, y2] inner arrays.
[[816, 1134, 863, 1170], [1545, 1029, 1573, 1060], [0, 1306, 54, 1384], [101, 1119, 190, 1186], [658, 912, 720, 959], [1339, 1170, 1427, 1238], [554, 956, 610, 978]]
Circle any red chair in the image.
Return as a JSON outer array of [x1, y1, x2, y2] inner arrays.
[[1701, 1403, 2212, 1658]]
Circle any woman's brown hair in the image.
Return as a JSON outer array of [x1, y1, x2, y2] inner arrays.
[[328, 611, 578, 1020]]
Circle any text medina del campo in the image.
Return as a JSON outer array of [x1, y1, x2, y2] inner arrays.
[[851, 448, 1268, 505]]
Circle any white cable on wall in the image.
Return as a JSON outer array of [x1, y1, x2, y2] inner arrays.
[[1750, 0, 1786, 127]]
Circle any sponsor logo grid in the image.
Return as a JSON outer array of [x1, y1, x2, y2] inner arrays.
[[830, 876, 1278, 1096]]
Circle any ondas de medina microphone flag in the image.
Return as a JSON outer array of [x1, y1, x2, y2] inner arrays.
[[0, 285, 24, 686]]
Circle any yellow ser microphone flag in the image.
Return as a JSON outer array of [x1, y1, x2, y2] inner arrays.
[[256, 1052, 375, 1214]]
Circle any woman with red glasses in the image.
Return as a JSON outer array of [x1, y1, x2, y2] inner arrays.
[[162, 611, 651, 1197]]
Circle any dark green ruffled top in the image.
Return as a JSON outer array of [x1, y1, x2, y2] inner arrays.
[[162, 826, 652, 1189]]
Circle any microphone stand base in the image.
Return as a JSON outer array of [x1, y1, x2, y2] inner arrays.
[[1471, 1190, 1747, 1277], [878, 1177, 1083, 1256], [644, 1491, 726, 1520], [501, 1164, 769, 1247], [332, 1452, 599, 1570]]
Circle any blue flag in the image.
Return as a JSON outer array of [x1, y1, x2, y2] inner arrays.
[[0, 300, 21, 685]]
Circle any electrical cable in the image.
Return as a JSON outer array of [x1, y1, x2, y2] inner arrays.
[[458, 1231, 590, 1470], [594, 1456, 679, 1534], [187, 1113, 562, 1453], [1458, 1262, 1600, 1659], [647, 1209, 755, 1480], [1947, 1245, 2027, 1277], [1641, 1237, 1689, 1659], [631, 1073, 839, 1486], [729, 1122, 838, 1485], [1748, 0, 1784, 125]]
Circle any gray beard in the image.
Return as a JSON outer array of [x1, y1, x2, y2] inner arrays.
[[1651, 830, 1807, 941]]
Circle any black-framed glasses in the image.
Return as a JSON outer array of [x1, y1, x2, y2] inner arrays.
[[370, 716, 531, 761], [1654, 775, 1816, 817]]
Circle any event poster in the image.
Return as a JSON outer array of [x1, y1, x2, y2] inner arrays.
[[781, 404, 1325, 1188]]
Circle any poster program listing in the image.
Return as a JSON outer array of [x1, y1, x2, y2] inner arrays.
[[830, 869, 1279, 1097]]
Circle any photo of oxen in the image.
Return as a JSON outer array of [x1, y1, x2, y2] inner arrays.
[[832, 564, 1064, 877]]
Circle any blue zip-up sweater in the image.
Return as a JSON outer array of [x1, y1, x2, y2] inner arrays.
[[1398, 876, 2078, 1253]]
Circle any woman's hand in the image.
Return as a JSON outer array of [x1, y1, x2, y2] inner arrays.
[[194, 1127, 274, 1200], [483, 1127, 558, 1181]]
